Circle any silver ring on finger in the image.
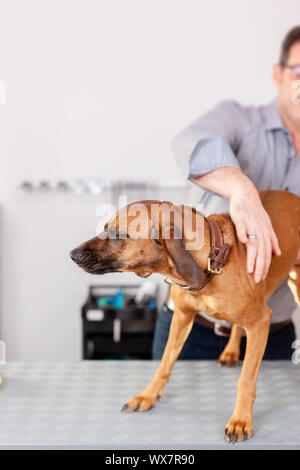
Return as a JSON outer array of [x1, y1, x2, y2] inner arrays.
[[248, 233, 258, 240]]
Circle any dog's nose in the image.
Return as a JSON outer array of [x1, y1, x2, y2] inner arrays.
[[70, 247, 92, 263], [70, 248, 82, 263]]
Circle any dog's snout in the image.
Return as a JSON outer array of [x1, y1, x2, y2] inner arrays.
[[70, 247, 92, 263]]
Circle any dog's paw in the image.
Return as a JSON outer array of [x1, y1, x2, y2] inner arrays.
[[218, 351, 239, 367], [121, 394, 161, 412], [224, 417, 253, 443]]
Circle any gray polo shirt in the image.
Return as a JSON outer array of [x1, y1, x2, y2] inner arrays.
[[171, 98, 300, 324]]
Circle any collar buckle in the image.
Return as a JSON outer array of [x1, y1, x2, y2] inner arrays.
[[207, 257, 223, 274]]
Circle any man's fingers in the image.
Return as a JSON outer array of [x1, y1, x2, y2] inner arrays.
[[254, 241, 265, 283], [247, 232, 273, 282], [270, 229, 281, 256], [246, 239, 257, 274], [262, 235, 272, 280], [236, 222, 248, 244]]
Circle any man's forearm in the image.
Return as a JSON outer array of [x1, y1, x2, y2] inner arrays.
[[191, 166, 258, 200]]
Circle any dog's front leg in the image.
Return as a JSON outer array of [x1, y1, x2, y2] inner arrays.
[[218, 324, 244, 366], [225, 306, 272, 442], [122, 308, 196, 412]]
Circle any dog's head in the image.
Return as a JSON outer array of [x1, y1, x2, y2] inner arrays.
[[70, 200, 206, 289]]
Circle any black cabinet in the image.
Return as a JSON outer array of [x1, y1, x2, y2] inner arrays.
[[82, 284, 158, 359]]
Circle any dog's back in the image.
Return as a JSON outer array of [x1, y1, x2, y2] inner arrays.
[[260, 190, 300, 298]]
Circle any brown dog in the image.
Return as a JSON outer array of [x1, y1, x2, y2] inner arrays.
[[70, 190, 300, 442]]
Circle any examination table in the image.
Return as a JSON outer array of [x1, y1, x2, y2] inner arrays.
[[0, 360, 299, 450]]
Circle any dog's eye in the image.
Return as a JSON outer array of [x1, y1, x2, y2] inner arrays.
[[113, 232, 130, 240], [117, 232, 129, 239], [107, 229, 132, 240]]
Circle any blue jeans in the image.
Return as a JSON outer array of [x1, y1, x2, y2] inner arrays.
[[152, 303, 296, 360]]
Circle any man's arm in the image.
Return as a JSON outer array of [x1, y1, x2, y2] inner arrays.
[[172, 100, 281, 283]]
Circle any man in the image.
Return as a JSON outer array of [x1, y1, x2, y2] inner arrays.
[[152, 25, 300, 360]]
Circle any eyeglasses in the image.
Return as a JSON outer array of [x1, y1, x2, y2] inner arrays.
[[282, 64, 300, 79]]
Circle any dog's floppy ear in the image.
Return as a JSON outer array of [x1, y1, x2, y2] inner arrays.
[[159, 204, 206, 290], [163, 237, 206, 290]]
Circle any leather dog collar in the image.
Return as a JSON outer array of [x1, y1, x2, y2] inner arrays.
[[164, 217, 230, 291]]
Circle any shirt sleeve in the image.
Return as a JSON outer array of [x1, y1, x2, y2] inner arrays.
[[171, 99, 244, 180], [188, 136, 241, 179]]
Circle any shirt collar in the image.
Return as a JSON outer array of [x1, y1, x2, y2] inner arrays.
[[263, 98, 286, 132]]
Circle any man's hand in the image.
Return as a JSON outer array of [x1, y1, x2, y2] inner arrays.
[[230, 189, 281, 282]]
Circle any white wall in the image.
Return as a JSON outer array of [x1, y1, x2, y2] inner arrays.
[[0, 0, 299, 359]]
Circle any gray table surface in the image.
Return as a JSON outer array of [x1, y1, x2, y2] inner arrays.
[[0, 360, 299, 450]]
